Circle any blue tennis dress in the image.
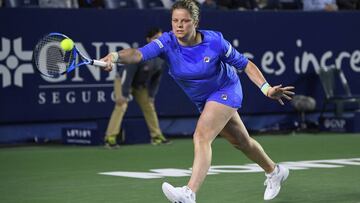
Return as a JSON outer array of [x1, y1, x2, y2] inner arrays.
[[139, 30, 249, 111]]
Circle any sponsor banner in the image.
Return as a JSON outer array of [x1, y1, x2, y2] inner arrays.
[[62, 128, 101, 145], [1, 9, 360, 123], [319, 111, 360, 132]]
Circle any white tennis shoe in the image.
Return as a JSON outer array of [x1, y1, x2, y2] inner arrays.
[[162, 182, 196, 203], [264, 164, 289, 201]]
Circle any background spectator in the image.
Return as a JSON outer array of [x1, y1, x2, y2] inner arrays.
[[78, 0, 104, 8], [38, 0, 79, 8], [201, 0, 218, 9], [303, 0, 338, 11], [104, 27, 171, 148], [216, 0, 259, 10], [336, 0, 358, 9], [263, 0, 302, 10]]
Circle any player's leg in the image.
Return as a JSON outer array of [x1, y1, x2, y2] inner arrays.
[[220, 112, 275, 172], [133, 87, 170, 145], [162, 101, 237, 203], [187, 101, 237, 192], [219, 112, 289, 200]]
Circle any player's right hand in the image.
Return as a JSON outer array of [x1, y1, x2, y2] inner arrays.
[[100, 53, 115, 72]]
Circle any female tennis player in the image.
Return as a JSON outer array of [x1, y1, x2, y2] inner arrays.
[[100, 0, 294, 202]]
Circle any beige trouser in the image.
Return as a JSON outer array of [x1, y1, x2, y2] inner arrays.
[[105, 77, 162, 140]]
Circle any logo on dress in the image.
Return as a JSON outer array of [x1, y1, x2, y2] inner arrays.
[[221, 94, 228, 100], [204, 56, 210, 63]]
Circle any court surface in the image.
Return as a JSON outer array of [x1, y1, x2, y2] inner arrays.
[[1, 133, 360, 203]]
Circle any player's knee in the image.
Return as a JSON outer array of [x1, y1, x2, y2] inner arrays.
[[193, 131, 212, 146]]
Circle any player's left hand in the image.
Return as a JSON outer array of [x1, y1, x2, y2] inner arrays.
[[267, 85, 295, 105]]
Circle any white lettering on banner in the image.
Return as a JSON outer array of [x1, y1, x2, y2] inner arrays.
[[66, 129, 92, 138], [111, 91, 116, 101], [276, 52, 286, 75], [261, 51, 285, 75], [97, 91, 106, 103], [321, 51, 335, 70], [324, 118, 346, 129], [67, 139, 91, 144], [351, 50, 360, 71], [82, 91, 91, 103], [293, 39, 360, 74], [98, 158, 360, 179], [243, 52, 254, 60], [231, 38, 360, 75], [38, 90, 111, 104], [38, 92, 46, 104], [52, 92, 61, 104], [66, 91, 76, 103]]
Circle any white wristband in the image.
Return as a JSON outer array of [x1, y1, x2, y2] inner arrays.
[[260, 82, 271, 96], [110, 52, 119, 63]]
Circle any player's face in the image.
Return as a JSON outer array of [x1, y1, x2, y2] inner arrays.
[[171, 9, 197, 41]]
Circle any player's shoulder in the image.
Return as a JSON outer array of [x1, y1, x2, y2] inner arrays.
[[199, 30, 224, 42], [159, 31, 171, 40], [159, 31, 175, 43], [150, 31, 175, 50]]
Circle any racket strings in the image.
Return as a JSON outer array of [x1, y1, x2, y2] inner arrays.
[[33, 35, 75, 78]]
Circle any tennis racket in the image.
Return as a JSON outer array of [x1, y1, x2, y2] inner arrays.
[[33, 32, 108, 78]]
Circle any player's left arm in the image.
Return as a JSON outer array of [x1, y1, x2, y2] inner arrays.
[[244, 61, 295, 105], [218, 32, 294, 105]]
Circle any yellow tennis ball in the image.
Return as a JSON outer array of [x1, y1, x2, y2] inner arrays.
[[60, 38, 74, 51]]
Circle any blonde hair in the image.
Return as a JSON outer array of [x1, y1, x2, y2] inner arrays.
[[171, 0, 200, 25]]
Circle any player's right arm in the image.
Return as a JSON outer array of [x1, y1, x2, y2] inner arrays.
[[101, 48, 142, 71], [101, 32, 169, 72]]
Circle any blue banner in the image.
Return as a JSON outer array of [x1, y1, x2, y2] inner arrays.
[[1, 9, 360, 124], [62, 128, 100, 145]]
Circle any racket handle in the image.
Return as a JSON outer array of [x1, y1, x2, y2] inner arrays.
[[92, 60, 107, 67]]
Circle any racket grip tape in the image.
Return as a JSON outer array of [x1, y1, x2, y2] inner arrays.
[[92, 60, 107, 67]]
